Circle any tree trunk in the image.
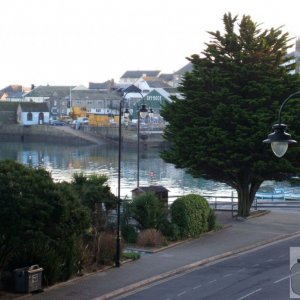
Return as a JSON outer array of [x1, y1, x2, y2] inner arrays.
[[237, 180, 262, 217]]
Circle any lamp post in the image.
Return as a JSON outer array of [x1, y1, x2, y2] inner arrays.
[[148, 108, 154, 132], [263, 91, 300, 157], [149, 108, 154, 120], [137, 104, 148, 187], [115, 95, 129, 268]]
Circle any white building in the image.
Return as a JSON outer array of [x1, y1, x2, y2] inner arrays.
[[17, 102, 50, 125]]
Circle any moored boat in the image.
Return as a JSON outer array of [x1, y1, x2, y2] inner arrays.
[[256, 186, 300, 200], [255, 187, 285, 200]]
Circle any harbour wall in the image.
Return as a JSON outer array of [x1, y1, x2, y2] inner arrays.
[[0, 124, 168, 148]]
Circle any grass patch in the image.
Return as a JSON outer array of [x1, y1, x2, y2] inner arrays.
[[123, 252, 141, 261]]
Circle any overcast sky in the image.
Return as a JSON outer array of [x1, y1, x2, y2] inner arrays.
[[0, 0, 299, 88]]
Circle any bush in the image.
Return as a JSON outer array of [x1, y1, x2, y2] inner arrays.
[[137, 229, 167, 248], [159, 219, 181, 242], [170, 194, 210, 238], [0, 161, 90, 286], [207, 208, 217, 231], [97, 232, 119, 265], [122, 224, 138, 244], [130, 193, 167, 230]]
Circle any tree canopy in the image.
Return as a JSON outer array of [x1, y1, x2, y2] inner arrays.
[[161, 13, 300, 216]]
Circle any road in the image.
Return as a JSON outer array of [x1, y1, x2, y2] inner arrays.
[[117, 235, 300, 300]]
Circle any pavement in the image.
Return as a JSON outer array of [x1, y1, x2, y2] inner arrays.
[[19, 208, 300, 299]]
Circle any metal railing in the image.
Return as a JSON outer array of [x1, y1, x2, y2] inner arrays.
[[118, 193, 300, 221], [168, 193, 300, 218]]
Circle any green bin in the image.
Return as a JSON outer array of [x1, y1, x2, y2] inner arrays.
[[14, 265, 43, 293]]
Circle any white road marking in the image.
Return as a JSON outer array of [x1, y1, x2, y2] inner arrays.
[[237, 268, 245, 272], [274, 275, 290, 284], [252, 263, 259, 267], [208, 279, 217, 284], [237, 288, 262, 300], [192, 284, 202, 289], [266, 259, 274, 262], [177, 291, 186, 297], [224, 273, 233, 277]]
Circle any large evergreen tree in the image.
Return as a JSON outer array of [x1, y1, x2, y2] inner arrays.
[[161, 13, 300, 217]]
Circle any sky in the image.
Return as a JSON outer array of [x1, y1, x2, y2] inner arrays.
[[0, 0, 299, 88]]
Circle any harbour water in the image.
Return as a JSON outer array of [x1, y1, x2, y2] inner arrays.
[[0, 141, 234, 199]]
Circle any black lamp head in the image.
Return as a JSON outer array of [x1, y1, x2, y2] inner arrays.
[[263, 124, 297, 157], [139, 104, 148, 119]]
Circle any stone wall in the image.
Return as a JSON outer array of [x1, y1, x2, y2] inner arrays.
[[87, 126, 168, 148], [0, 124, 169, 148], [0, 124, 93, 145]]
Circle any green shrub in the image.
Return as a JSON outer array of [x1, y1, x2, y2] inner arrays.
[[122, 224, 138, 244], [130, 193, 167, 230], [159, 219, 181, 241], [170, 194, 210, 238], [0, 161, 90, 287], [207, 208, 217, 231], [137, 229, 167, 247]]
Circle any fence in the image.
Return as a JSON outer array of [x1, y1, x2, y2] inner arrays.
[[168, 193, 300, 218]]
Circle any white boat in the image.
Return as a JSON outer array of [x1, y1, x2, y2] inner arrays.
[[256, 186, 300, 200], [282, 188, 300, 200], [255, 187, 285, 200]]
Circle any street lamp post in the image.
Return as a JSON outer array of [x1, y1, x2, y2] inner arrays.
[[263, 91, 300, 157], [137, 104, 148, 187], [115, 90, 148, 267], [148, 108, 154, 121], [115, 96, 129, 268]]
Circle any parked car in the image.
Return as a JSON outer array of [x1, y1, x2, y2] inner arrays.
[[50, 120, 66, 126], [59, 116, 73, 124], [77, 117, 89, 124]]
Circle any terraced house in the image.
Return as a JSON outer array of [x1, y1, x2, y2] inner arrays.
[[23, 85, 74, 117], [71, 88, 123, 126]]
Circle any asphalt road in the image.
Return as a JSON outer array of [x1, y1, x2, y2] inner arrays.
[[117, 235, 300, 300]]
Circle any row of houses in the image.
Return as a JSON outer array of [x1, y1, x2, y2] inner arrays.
[[0, 63, 192, 126], [1, 36, 299, 127]]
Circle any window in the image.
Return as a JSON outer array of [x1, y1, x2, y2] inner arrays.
[[52, 107, 58, 114], [27, 112, 33, 121]]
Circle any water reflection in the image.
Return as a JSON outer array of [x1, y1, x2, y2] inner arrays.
[[0, 141, 234, 198]]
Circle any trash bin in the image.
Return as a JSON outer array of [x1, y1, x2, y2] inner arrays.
[[14, 265, 43, 293], [14, 267, 27, 293]]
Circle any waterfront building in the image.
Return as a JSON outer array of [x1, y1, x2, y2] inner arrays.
[[17, 102, 49, 125]]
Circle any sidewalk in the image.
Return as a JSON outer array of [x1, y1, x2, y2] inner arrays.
[[25, 209, 300, 300]]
